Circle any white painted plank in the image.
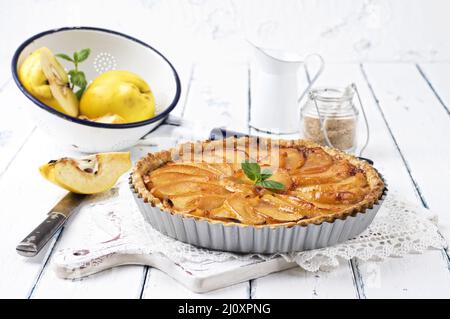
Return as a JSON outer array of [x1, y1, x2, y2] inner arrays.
[[1, 56, 193, 298], [363, 63, 450, 243], [29, 174, 148, 298], [355, 252, 450, 298], [252, 262, 357, 299], [0, 82, 36, 176], [29, 62, 195, 298], [142, 269, 249, 299], [163, 63, 193, 119], [355, 62, 450, 298], [3, 0, 450, 84], [33, 266, 147, 299], [0, 128, 150, 298], [418, 63, 450, 115], [139, 61, 252, 298], [30, 123, 194, 298], [0, 129, 75, 298], [253, 63, 450, 299], [182, 62, 250, 134], [251, 66, 359, 299], [313, 64, 421, 204]]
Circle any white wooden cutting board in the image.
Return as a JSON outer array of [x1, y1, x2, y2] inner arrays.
[[54, 242, 295, 293], [52, 184, 296, 293]]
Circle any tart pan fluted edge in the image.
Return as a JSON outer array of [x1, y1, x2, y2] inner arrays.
[[129, 137, 386, 254]]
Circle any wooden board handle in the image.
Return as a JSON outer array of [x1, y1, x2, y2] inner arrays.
[[53, 239, 145, 279]]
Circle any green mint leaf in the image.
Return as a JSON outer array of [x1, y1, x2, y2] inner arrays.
[[260, 169, 273, 181], [70, 71, 86, 88], [76, 49, 91, 63], [55, 53, 74, 62], [75, 88, 85, 100], [73, 51, 79, 63], [241, 161, 284, 190], [241, 160, 260, 181], [257, 180, 285, 190], [68, 70, 77, 78], [69, 71, 81, 87], [78, 72, 87, 86]]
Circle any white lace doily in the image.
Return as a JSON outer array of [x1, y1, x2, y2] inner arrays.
[[82, 180, 446, 272]]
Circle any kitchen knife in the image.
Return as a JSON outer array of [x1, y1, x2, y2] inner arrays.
[[16, 192, 87, 257], [209, 127, 374, 165]]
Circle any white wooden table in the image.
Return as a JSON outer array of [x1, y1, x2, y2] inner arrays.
[[1, 0, 450, 299], [1, 60, 450, 299]]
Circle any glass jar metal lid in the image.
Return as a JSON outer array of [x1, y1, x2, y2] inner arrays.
[[302, 87, 358, 118], [300, 83, 370, 156]]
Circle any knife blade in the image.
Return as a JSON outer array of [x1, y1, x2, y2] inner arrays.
[[16, 192, 87, 257]]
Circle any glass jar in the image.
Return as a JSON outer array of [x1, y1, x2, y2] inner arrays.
[[300, 86, 367, 153]]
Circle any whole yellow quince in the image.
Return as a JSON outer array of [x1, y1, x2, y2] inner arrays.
[[18, 47, 79, 117], [80, 70, 155, 123]]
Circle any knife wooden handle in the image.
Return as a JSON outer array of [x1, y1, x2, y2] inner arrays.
[[16, 213, 66, 257], [16, 192, 86, 257]]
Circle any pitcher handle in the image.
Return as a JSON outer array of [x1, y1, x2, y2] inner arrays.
[[297, 53, 324, 103]]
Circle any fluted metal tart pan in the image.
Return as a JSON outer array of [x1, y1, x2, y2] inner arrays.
[[131, 179, 385, 254], [129, 138, 387, 254]]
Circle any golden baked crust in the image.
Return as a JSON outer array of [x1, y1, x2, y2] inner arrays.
[[131, 137, 385, 228]]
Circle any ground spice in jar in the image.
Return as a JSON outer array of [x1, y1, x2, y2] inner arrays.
[[302, 115, 356, 151], [300, 87, 359, 153]]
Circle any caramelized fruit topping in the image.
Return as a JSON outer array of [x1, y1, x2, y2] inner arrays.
[[145, 144, 375, 225]]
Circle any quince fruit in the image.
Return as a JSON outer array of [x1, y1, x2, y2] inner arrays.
[[80, 70, 155, 123], [18, 47, 79, 117], [39, 152, 131, 194]]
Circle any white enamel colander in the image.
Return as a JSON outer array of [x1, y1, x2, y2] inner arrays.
[[12, 26, 181, 153]]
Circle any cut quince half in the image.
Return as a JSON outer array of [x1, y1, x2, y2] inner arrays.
[[39, 47, 79, 117], [19, 47, 78, 117], [39, 152, 131, 194]]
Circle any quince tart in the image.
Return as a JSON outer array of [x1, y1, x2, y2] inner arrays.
[[131, 137, 385, 253]]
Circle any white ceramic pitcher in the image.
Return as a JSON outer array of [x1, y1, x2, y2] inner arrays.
[[249, 42, 324, 134]]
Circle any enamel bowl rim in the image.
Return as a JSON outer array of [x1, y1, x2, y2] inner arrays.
[[11, 26, 181, 129]]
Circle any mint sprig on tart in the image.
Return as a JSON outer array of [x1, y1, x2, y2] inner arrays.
[[241, 160, 285, 190]]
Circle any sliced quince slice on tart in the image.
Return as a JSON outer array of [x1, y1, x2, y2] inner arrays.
[[281, 148, 306, 170], [255, 196, 304, 222], [293, 173, 370, 207], [203, 163, 234, 176], [167, 193, 226, 213], [150, 163, 219, 179], [39, 152, 131, 194], [265, 168, 292, 191], [148, 172, 210, 187], [209, 194, 266, 225], [298, 147, 334, 174], [292, 160, 356, 186], [150, 181, 229, 197], [180, 162, 232, 177]]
